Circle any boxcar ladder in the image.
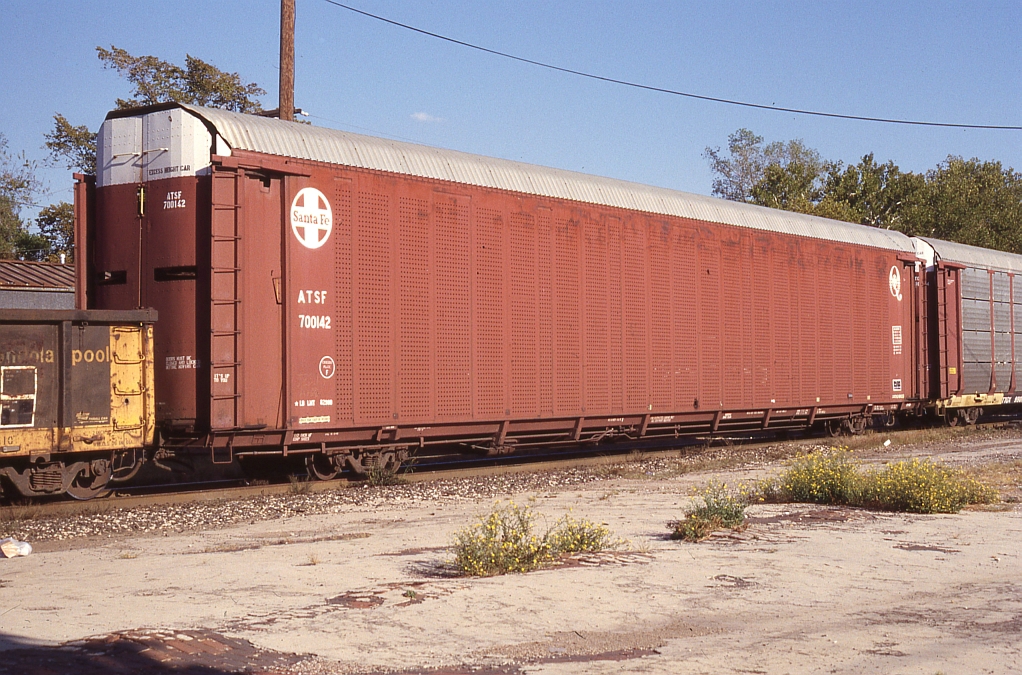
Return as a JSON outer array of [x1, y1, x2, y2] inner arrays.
[[210, 169, 242, 431]]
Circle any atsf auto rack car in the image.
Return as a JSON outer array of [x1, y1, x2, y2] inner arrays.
[[0, 309, 156, 498], [74, 102, 924, 478]]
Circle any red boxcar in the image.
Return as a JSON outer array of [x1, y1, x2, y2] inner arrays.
[[78, 103, 922, 470]]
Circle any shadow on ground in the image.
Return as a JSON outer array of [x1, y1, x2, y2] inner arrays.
[[0, 629, 304, 674]]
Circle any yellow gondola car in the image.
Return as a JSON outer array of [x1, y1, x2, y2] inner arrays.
[[0, 309, 156, 499]]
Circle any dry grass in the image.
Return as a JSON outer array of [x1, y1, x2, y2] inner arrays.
[[963, 459, 1022, 503], [288, 475, 312, 495], [0, 503, 44, 526], [839, 424, 1009, 452], [199, 542, 262, 554], [600, 443, 806, 481]]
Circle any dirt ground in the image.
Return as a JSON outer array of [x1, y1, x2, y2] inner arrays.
[[1, 433, 1020, 674]]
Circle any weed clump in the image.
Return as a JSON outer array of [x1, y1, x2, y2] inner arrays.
[[288, 474, 311, 495], [670, 481, 748, 542], [859, 458, 997, 513], [452, 503, 616, 576], [452, 502, 548, 576], [764, 448, 997, 514], [546, 513, 615, 555], [365, 462, 404, 487], [775, 447, 862, 505], [671, 450, 998, 542]]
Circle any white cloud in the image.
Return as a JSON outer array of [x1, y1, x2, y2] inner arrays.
[[411, 112, 444, 123]]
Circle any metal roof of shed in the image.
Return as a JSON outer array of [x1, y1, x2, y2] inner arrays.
[[0, 260, 75, 292], [919, 237, 1022, 274], [180, 104, 916, 253]]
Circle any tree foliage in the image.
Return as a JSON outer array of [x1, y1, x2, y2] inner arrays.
[[0, 133, 48, 260], [706, 129, 1022, 255], [35, 201, 75, 262], [703, 129, 769, 202], [818, 154, 924, 230], [703, 129, 830, 204], [909, 157, 1022, 253], [46, 46, 267, 177], [44, 114, 97, 175], [96, 46, 266, 112], [748, 145, 830, 214], [35, 47, 270, 260]]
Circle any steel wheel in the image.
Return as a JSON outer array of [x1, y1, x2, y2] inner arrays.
[[305, 453, 340, 481], [66, 460, 113, 500]]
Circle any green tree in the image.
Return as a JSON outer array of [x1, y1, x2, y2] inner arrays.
[[819, 154, 925, 230], [11, 230, 50, 261], [748, 145, 831, 214], [907, 157, 1022, 253], [704, 128, 769, 202], [707, 129, 1022, 256], [44, 114, 97, 175], [0, 133, 47, 260], [0, 196, 24, 259], [704, 129, 830, 205], [46, 46, 266, 176], [35, 202, 75, 262], [96, 46, 265, 112]]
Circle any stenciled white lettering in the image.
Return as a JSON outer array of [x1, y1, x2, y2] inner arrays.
[[296, 290, 328, 304], [298, 314, 332, 329], [163, 190, 186, 210]]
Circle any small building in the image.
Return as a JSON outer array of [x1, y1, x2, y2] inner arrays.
[[0, 260, 75, 309]]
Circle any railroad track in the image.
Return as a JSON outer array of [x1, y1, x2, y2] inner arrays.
[[2, 430, 783, 517], [5, 421, 1012, 520]]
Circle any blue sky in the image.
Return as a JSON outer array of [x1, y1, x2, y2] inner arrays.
[[2, 1, 1020, 213]]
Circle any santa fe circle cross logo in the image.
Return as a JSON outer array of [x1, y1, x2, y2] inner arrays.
[[290, 188, 333, 249]]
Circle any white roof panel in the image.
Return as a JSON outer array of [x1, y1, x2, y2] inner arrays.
[[179, 104, 915, 253], [919, 237, 1022, 273]]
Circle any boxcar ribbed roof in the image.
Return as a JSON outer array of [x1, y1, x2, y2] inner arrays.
[[919, 237, 1022, 274], [182, 104, 916, 253], [0, 260, 74, 291]]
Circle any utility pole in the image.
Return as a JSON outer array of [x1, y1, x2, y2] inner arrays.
[[279, 0, 295, 121]]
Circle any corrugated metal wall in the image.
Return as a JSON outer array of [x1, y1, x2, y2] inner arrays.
[[959, 266, 1019, 394], [321, 169, 909, 427], [961, 266, 991, 392]]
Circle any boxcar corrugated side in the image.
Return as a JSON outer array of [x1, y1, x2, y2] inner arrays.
[[80, 103, 922, 467]]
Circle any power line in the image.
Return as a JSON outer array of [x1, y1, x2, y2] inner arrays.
[[320, 0, 1022, 131]]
